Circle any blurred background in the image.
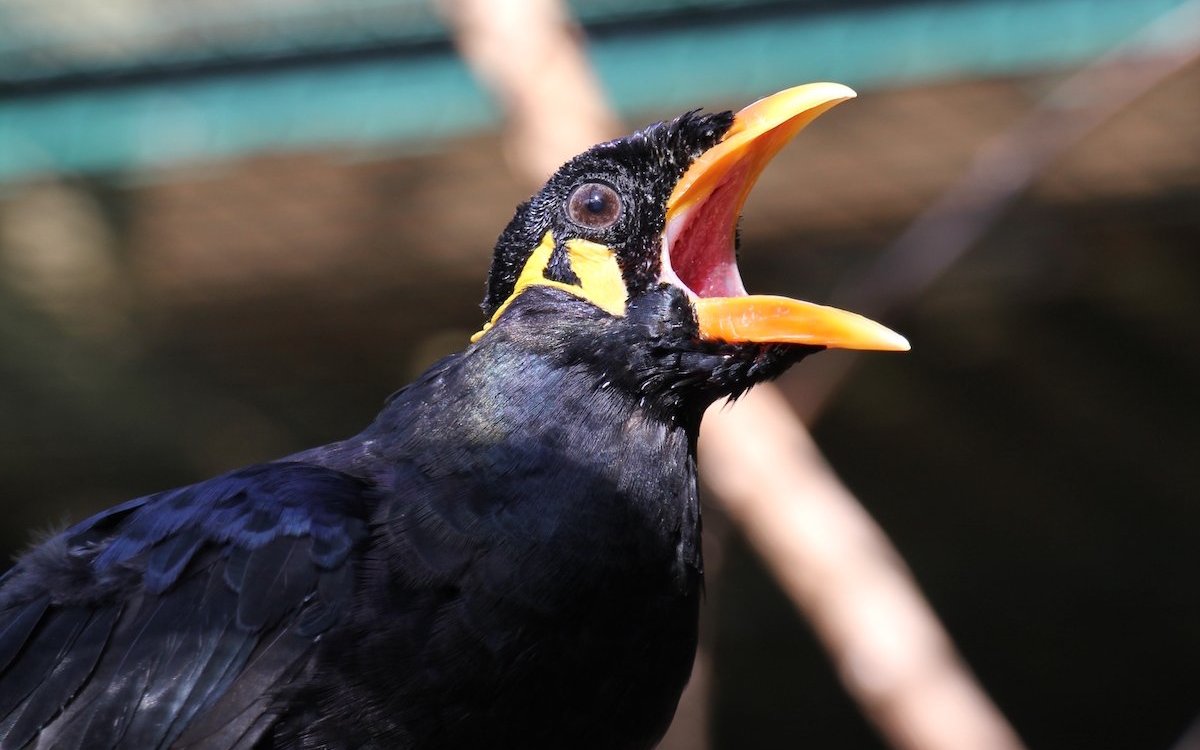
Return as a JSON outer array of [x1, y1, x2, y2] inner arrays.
[[1, 0, 1198, 748]]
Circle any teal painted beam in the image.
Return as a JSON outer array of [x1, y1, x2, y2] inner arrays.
[[0, 0, 1190, 183], [0, 55, 495, 181], [591, 0, 1191, 112]]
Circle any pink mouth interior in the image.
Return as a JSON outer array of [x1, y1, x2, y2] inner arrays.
[[664, 164, 749, 299]]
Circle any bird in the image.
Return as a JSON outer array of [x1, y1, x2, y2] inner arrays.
[[0, 83, 908, 750]]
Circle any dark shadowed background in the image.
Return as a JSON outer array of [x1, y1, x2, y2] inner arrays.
[[1, 1, 1198, 748]]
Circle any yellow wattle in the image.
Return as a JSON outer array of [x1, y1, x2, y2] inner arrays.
[[471, 232, 628, 342]]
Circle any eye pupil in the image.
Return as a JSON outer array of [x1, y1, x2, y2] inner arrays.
[[568, 182, 621, 229], [584, 193, 606, 214]]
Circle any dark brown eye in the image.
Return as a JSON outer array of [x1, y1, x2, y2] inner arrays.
[[567, 182, 622, 230]]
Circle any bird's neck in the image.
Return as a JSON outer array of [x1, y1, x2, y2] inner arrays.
[[377, 331, 703, 471]]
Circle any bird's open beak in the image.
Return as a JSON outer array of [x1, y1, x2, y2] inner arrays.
[[661, 83, 910, 352]]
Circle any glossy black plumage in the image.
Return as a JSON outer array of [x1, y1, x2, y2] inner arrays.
[[0, 108, 819, 749]]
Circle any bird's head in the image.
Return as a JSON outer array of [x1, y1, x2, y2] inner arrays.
[[474, 83, 908, 417]]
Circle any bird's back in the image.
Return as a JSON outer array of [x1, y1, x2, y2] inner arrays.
[[0, 341, 704, 750]]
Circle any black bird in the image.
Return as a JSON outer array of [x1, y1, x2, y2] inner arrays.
[[0, 83, 907, 749]]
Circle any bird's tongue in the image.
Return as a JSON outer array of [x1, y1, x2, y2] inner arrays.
[[661, 83, 909, 352]]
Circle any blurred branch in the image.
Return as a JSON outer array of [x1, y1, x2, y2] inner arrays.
[[794, 0, 1200, 421], [700, 387, 1025, 750], [1171, 715, 1200, 750], [442, 1, 1027, 749]]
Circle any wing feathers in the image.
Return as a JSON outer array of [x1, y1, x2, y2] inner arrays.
[[0, 606, 116, 749], [235, 537, 318, 632], [0, 606, 92, 726], [144, 529, 206, 595], [0, 462, 374, 749], [0, 595, 48, 675], [174, 624, 311, 749]]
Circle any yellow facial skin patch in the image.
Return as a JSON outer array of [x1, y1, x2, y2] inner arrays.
[[472, 232, 628, 342]]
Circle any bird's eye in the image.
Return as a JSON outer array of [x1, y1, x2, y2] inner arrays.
[[567, 182, 622, 230]]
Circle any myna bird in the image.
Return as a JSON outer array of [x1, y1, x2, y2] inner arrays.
[[0, 83, 907, 749]]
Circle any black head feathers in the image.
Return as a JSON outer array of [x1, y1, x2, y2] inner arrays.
[[482, 110, 735, 317]]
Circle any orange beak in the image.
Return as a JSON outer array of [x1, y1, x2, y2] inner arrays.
[[661, 83, 910, 352]]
